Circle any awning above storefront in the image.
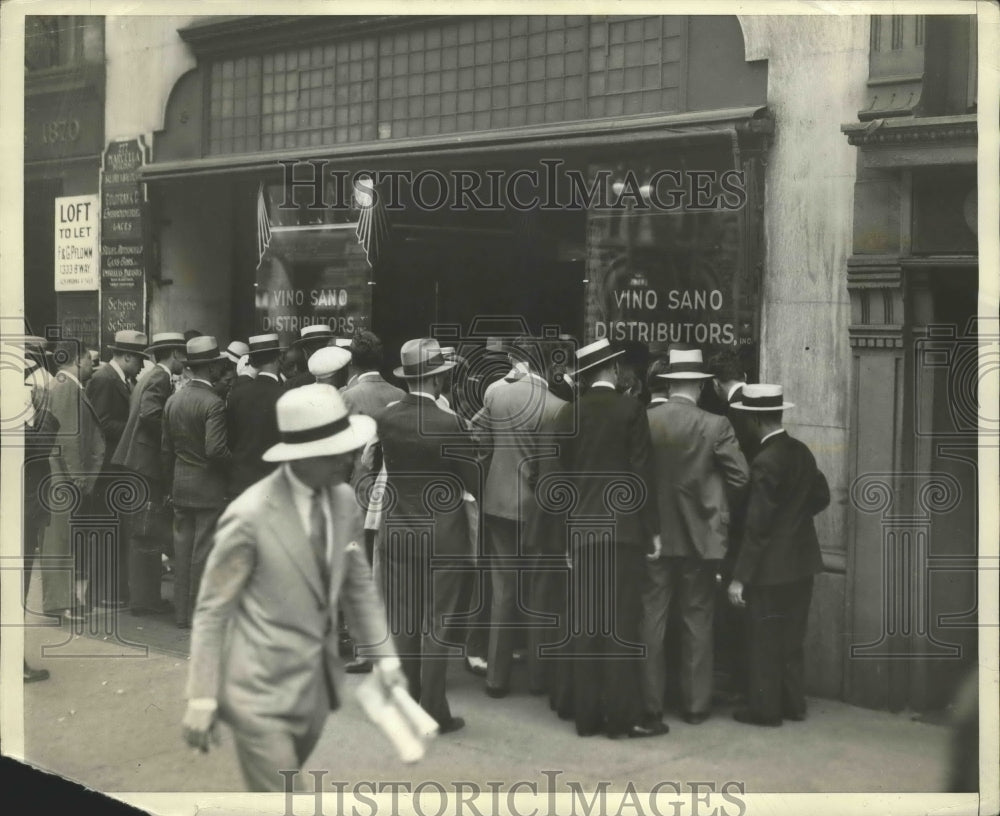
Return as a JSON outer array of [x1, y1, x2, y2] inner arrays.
[[141, 106, 772, 183]]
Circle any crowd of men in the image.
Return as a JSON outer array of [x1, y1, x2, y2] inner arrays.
[[21, 323, 830, 791]]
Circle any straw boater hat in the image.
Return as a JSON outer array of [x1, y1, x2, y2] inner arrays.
[[656, 348, 714, 380], [185, 335, 226, 365], [308, 345, 351, 378], [333, 337, 353, 349], [393, 338, 457, 379], [145, 332, 187, 353], [246, 333, 286, 361], [573, 338, 625, 375], [223, 340, 250, 364], [262, 383, 376, 462], [730, 383, 795, 411], [108, 330, 150, 356], [293, 324, 334, 347]]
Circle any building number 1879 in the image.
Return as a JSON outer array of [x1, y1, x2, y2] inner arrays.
[[41, 118, 81, 144]]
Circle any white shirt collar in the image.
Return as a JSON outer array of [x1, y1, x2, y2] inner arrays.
[[590, 380, 616, 390], [157, 361, 173, 376], [670, 392, 698, 404], [358, 371, 381, 382], [761, 428, 787, 445], [258, 371, 280, 381], [649, 396, 669, 404], [409, 390, 437, 401], [728, 382, 747, 402], [190, 377, 212, 387], [283, 465, 333, 564], [109, 358, 128, 384]]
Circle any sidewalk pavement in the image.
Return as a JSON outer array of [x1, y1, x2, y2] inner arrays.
[[18, 608, 956, 795]]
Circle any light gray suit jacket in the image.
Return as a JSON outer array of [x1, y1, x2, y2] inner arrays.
[[186, 467, 396, 736], [647, 395, 750, 560]]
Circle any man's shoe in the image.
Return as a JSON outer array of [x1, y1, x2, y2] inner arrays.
[[60, 608, 85, 623], [464, 656, 488, 677], [609, 721, 670, 739], [345, 658, 373, 674], [439, 716, 465, 735], [23, 665, 50, 683], [733, 708, 782, 727], [485, 684, 509, 699], [683, 711, 711, 725]]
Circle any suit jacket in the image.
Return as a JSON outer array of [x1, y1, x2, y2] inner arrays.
[[733, 431, 830, 586], [226, 373, 283, 496], [86, 362, 131, 464], [341, 373, 406, 420], [378, 393, 480, 556], [555, 385, 658, 548], [111, 365, 173, 486], [476, 373, 566, 522], [726, 385, 760, 463], [647, 395, 749, 560], [47, 372, 105, 495], [162, 380, 231, 509], [284, 371, 316, 390], [228, 374, 256, 401], [186, 468, 395, 734], [522, 386, 570, 554]]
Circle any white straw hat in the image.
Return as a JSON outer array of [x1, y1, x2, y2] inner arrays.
[[262, 383, 375, 461], [730, 383, 795, 411]]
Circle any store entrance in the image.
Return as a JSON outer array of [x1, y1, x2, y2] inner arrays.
[[373, 221, 585, 365]]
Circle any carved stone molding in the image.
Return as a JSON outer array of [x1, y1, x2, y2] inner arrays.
[[847, 258, 906, 349]]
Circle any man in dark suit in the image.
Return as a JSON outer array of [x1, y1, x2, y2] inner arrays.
[[183, 384, 404, 791], [162, 336, 233, 628], [727, 384, 830, 726], [111, 332, 186, 614], [226, 334, 286, 498], [41, 339, 105, 620], [376, 338, 480, 733], [642, 348, 749, 727], [86, 330, 149, 608], [555, 338, 666, 739]]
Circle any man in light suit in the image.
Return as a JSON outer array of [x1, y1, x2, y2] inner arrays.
[[472, 336, 564, 697], [182, 384, 404, 791], [162, 336, 232, 628], [641, 348, 749, 727], [41, 339, 105, 620], [87, 329, 148, 608], [377, 338, 480, 733], [728, 384, 830, 726], [112, 332, 186, 614]]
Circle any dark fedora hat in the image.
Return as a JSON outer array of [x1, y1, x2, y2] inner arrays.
[[393, 338, 457, 379]]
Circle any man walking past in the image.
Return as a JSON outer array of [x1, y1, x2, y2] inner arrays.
[[641, 348, 749, 727], [112, 332, 186, 614], [556, 338, 665, 739], [377, 338, 479, 733], [183, 384, 404, 791], [226, 334, 286, 498], [727, 384, 830, 726], [162, 336, 232, 628]]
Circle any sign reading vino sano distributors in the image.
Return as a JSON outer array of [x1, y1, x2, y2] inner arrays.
[[100, 138, 148, 350], [54, 195, 99, 291]]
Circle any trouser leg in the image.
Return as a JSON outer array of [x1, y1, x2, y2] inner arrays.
[[639, 556, 674, 718], [420, 559, 465, 726], [232, 722, 324, 793], [188, 507, 221, 619], [384, 531, 423, 701], [603, 545, 644, 735], [678, 559, 716, 715], [486, 516, 520, 689], [172, 508, 194, 626], [746, 584, 783, 721], [781, 577, 813, 717]]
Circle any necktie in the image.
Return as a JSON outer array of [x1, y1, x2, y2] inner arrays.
[[310, 488, 330, 593]]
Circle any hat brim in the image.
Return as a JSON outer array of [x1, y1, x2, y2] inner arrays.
[[293, 335, 334, 347], [657, 371, 714, 380], [729, 401, 795, 411], [262, 414, 376, 462], [247, 346, 288, 359], [144, 342, 187, 353], [108, 345, 151, 356], [572, 348, 625, 376], [393, 360, 457, 379], [187, 354, 227, 365]]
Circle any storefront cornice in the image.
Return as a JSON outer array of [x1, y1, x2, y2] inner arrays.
[[142, 106, 771, 182], [178, 15, 451, 56], [841, 114, 976, 167]]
